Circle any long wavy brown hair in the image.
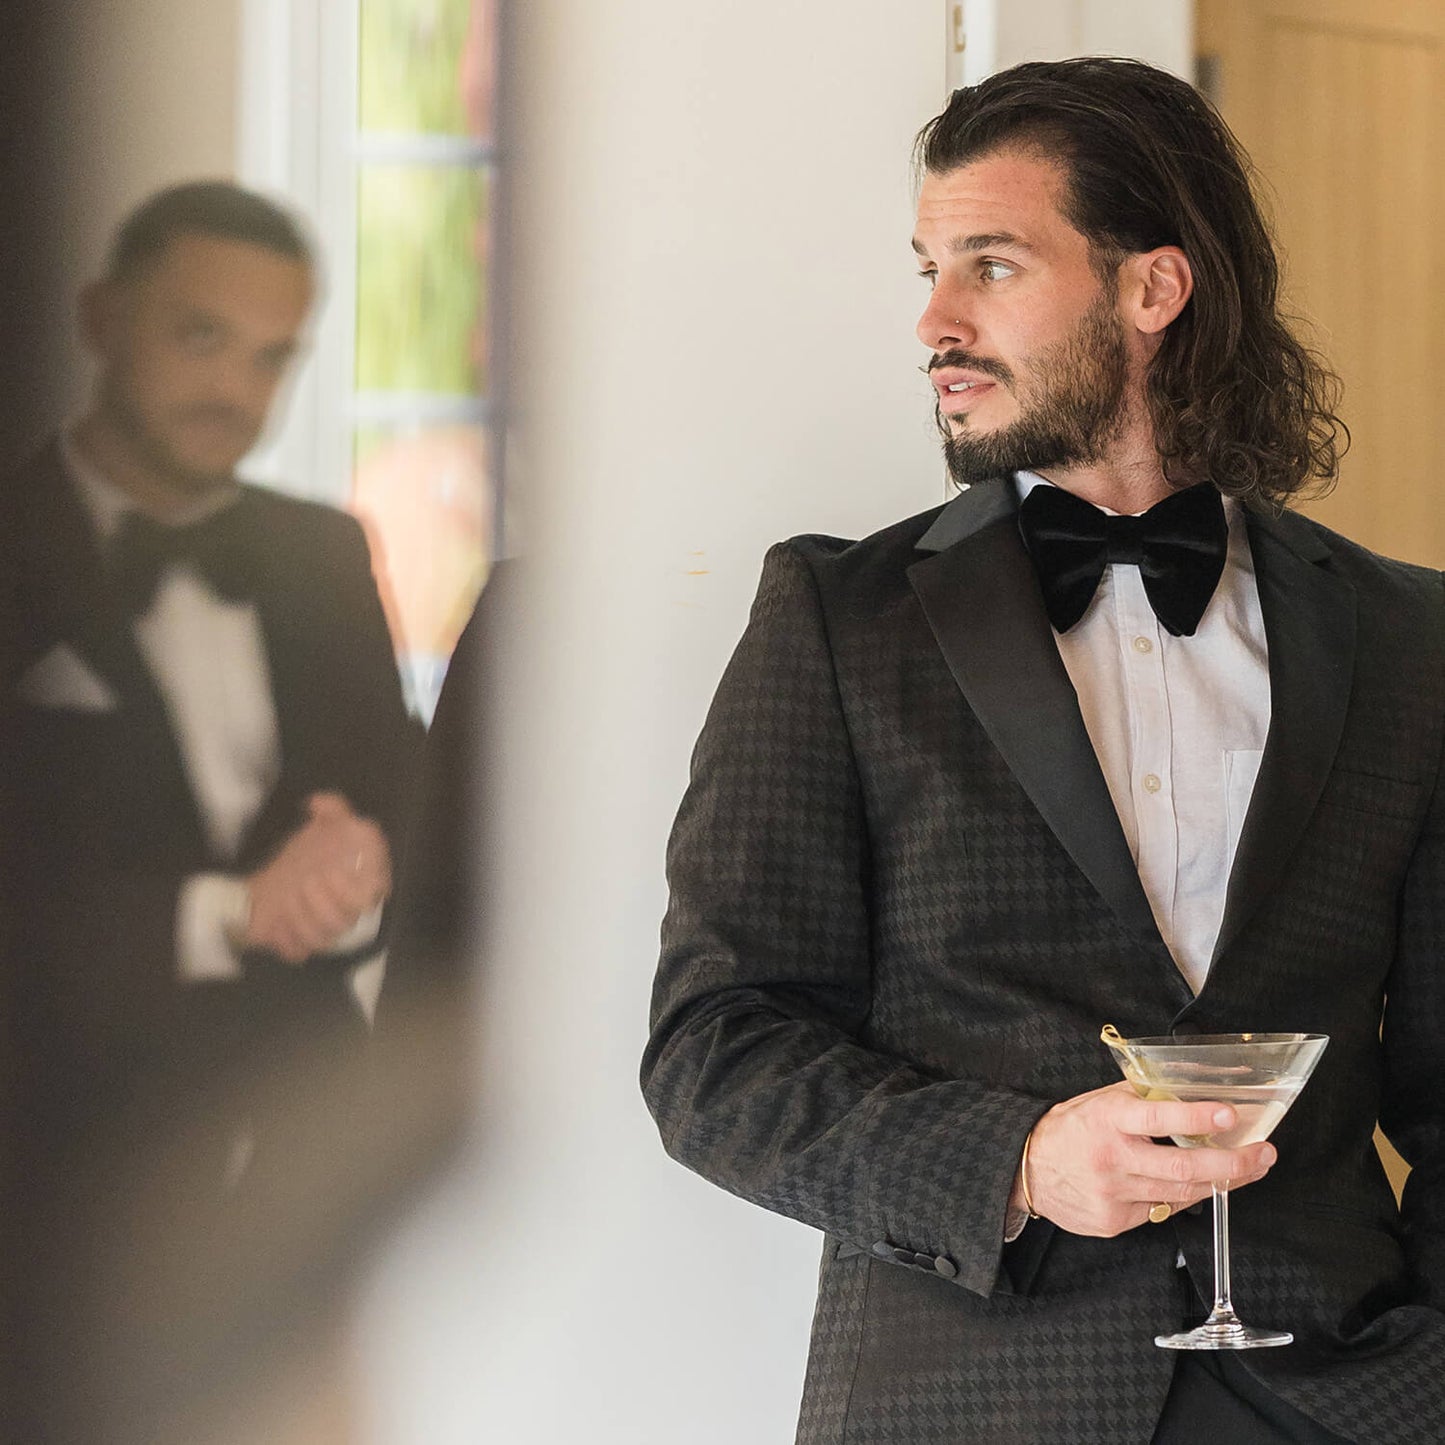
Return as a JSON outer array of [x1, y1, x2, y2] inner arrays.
[[916, 57, 1347, 507]]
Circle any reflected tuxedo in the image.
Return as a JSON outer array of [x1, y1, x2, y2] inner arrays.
[[643, 479, 1445, 1443], [0, 439, 415, 1441]]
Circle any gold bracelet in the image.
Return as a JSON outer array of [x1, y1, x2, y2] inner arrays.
[[1019, 1129, 1041, 1219]]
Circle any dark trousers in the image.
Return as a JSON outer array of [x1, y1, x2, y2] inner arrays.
[[1150, 1264, 1355, 1445], [1152, 1352, 1355, 1444]]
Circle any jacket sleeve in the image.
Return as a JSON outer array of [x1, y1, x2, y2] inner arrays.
[[641, 540, 1050, 1297]]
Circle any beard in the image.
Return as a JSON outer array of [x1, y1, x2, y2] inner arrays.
[[99, 371, 256, 495], [935, 291, 1131, 488]]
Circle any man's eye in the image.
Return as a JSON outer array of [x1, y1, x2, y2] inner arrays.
[[917, 269, 937, 288], [980, 260, 1015, 282]]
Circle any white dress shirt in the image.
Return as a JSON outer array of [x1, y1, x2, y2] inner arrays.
[[1015, 471, 1272, 995], [1004, 472, 1273, 1245]]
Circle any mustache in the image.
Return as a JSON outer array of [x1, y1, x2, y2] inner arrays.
[[922, 350, 1015, 387]]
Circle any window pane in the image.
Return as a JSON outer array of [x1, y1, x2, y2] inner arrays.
[[355, 165, 489, 395], [359, 0, 496, 140], [351, 423, 492, 717]]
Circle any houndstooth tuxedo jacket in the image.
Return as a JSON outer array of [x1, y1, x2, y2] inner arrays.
[[642, 478, 1445, 1444]]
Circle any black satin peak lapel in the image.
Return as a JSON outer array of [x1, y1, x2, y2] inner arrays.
[[1209, 509, 1356, 969], [908, 483, 1162, 944]]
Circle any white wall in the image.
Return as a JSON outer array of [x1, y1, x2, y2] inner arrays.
[[967, 0, 1193, 82], [50, 0, 243, 410], [1072, 0, 1192, 74], [235, 0, 359, 504], [356, 4, 946, 1443], [356, 4, 1192, 1441]]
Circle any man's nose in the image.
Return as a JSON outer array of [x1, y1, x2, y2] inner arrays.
[[211, 356, 278, 419], [916, 284, 975, 353]]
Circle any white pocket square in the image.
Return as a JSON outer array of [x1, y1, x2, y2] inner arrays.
[[17, 643, 118, 712]]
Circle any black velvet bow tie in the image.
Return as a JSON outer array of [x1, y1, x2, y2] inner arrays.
[[1015, 481, 1228, 637], [108, 505, 253, 615]]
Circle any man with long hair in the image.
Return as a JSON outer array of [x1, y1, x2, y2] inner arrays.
[[644, 59, 1443, 1442]]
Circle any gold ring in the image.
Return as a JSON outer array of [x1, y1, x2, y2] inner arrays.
[[1148, 1202, 1173, 1224]]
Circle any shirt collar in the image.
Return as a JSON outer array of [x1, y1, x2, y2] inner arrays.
[[59, 424, 242, 543]]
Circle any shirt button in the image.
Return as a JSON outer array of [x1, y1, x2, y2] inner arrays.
[[1132, 636, 1153, 654], [1142, 773, 1162, 794]]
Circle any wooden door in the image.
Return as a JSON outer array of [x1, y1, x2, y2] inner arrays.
[[1197, 0, 1445, 568], [1197, 0, 1445, 1198]]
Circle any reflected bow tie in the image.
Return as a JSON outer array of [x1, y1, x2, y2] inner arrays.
[[1015, 482, 1228, 637], [108, 506, 252, 615]]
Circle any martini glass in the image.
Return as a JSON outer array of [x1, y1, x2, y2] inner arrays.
[[1101, 1024, 1328, 1349]]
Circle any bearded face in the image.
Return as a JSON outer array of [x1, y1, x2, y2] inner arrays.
[[933, 285, 1131, 488]]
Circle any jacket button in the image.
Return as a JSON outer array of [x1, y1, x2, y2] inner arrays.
[[893, 1247, 918, 1267], [934, 1255, 958, 1279], [870, 1240, 893, 1259]]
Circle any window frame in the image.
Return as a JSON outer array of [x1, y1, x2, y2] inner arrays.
[[237, 0, 509, 715]]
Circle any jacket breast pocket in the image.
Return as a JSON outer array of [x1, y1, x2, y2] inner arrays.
[[1316, 767, 1422, 823]]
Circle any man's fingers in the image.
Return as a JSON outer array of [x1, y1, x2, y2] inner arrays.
[[252, 908, 311, 964], [306, 790, 353, 821], [347, 822, 391, 879], [339, 846, 388, 897], [1121, 1093, 1241, 1141], [296, 875, 361, 941], [1126, 1176, 1213, 1208], [1127, 1137, 1276, 1188], [1022, 1085, 1284, 1236], [274, 926, 312, 965], [308, 813, 391, 899], [1124, 1173, 1221, 1208], [267, 908, 330, 961], [319, 855, 384, 914]]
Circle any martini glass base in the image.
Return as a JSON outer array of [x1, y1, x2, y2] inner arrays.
[[1155, 1313, 1293, 1351]]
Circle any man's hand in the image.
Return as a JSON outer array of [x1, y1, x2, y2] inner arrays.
[[1012, 1081, 1277, 1236], [243, 792, 392, 964]]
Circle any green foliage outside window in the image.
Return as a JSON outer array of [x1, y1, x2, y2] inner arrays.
[[355, 165, 488, 396], [351, 0, 495, 705], [359, 0, 478, 137]]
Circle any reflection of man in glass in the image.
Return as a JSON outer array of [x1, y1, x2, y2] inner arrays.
[[645, 59, 1445, 1444], [2, 181, 413, 1444]]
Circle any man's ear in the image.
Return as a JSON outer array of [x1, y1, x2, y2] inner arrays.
[[1123, 246, 1193, 336]]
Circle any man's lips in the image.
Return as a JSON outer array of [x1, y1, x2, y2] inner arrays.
[[931, 369, 1000, 413]]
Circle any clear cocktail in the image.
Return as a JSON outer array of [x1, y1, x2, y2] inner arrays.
[[1101, 1024, 1328, 1349]]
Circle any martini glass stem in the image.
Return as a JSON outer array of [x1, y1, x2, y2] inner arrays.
[[1204, 1180, 1244, 1336]]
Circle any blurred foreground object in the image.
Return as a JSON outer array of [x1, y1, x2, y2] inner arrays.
[[2, 181, 416, 1443]]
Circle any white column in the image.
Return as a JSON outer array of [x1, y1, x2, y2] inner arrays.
[[357, 3, 943, 1442], [964, 0, 1193, 80], [236, 0, 357, 502]]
